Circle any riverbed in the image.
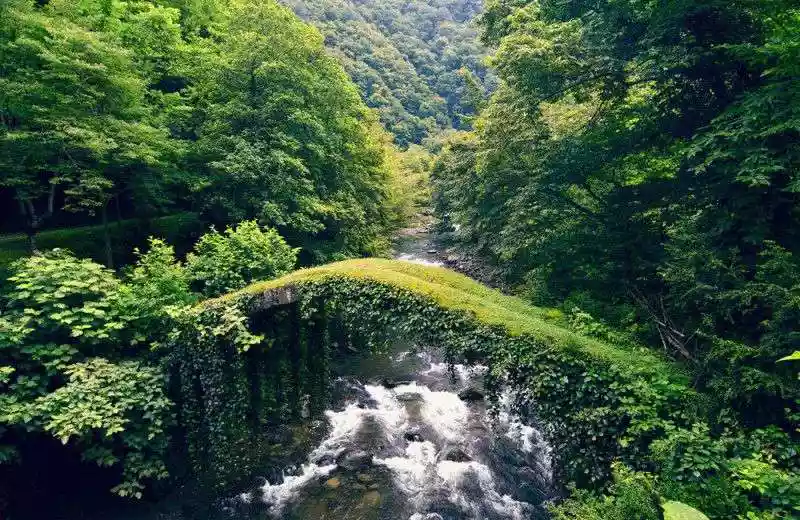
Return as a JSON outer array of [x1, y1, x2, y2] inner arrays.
[[225, 345, 553, 520]]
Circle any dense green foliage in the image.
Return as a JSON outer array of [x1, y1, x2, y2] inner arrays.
[[281, 0, 494, 145], [432, 0, 800, 516], [435, 0, 800, 417], [0, 213, 202, 277], [3, 0, 800, 517], [0, 0, 402, 263], [0, 250, 176, 497], [186, 221, 298, 297], [0, 223, 293, 502]]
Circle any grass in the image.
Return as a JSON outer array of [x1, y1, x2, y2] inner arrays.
[[213, 258, 687, 381], [0, 213, 203, 271]]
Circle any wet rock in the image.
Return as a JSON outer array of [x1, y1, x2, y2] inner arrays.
[[427, 496, 462, 519], [362, 490, 382, 507], [396, 392, 423, 403], [427, 249, 438, 255], [356, 473, 374, 483], [300, 394, 311, 419], [285, 464, 304, 477], [336, 450, 373, 471], [441, 446, 471, 462], [312, 453, 335, 466], [457, 386, 484, 402], [517, 482, 545, 504], [381, 378, 413, 389], [266, 424, 294, 445], [324, 477, 341, 489], [265, 466, 284, 485], [404, 431, 424, 442]]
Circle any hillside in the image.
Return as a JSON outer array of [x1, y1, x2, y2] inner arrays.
[[281, 0, 494, 145]]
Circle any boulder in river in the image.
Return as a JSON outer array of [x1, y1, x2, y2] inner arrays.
[[312, 453, 335, 466], [440, 446, 471, 462], [380, 378, 413, 389], [396, 392, 423, 403], [337, 450, 373, 471], [404, 431, 424, 442], [324, 477, 341, 489], [457, 386, 484, 402]]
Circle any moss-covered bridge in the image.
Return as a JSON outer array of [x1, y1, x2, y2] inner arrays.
[[172, 258, 702, 516]]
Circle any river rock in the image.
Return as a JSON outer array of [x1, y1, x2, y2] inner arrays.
[[457, 386, 484, 402], [396, 392, 423, 403], [337, 450, 373, 471], [404, 431, 424, 442], [380, 377, 414, 389], [357, 473, 374, 483], [265, 466, 284, 485], [324, 477, 341, 489], [362, 490, 382, 507], [312, 453, 335, 466], [440, 446, 471, 462]]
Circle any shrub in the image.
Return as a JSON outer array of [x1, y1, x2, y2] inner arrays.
[[549, 463, 661, 520], [120, 238, 195, 345], [0, 250, 172, 497], [186, 221, 298, 297]]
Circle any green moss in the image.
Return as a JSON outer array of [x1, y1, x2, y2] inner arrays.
[[214, 258, 686, 381], [0, 213, 202, 272]]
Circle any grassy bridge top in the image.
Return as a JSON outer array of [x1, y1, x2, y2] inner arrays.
[[211, 258, 686, 382]]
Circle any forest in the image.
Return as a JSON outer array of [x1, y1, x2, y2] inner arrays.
[[280, 0, 494, 146], [1, 0, 799, 519]]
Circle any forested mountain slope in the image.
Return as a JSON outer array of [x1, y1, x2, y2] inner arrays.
[[281, 0, 493, 145]]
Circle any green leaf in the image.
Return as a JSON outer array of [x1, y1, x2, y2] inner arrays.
[[662, 501, 710, 520]]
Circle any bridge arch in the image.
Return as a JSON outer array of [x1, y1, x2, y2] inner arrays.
[[167, 259, 696, 493]]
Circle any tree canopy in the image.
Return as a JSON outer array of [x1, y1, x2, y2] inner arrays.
[[281, 0, 495, 146], [0, 0, 401, 263]]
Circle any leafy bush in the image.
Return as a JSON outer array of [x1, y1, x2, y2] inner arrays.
[[34, 359, 173, 498], [0, 250, 173, 497], [120, 238, 195, 345], [186, 221, 298, 297], [549, 463, 661, 520], [729, 459, 800, 516]]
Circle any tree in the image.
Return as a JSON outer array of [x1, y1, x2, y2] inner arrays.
[[187, 0, 394, 260], [434, 0, 800, 421], [0, 1, 178, 261]]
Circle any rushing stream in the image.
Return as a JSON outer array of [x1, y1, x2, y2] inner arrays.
[[226, 347, 553, 520]]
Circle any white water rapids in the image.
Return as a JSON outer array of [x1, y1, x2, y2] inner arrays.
[[230, 350, 553, 520]]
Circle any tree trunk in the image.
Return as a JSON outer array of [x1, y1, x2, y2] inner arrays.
[[115, 192, 123, 233], [102, 203, 114, 269], [18, 184, 56, 256], [26, 218, 39, 255]]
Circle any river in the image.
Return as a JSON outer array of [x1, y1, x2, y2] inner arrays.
[[225, 346, 553, 520]]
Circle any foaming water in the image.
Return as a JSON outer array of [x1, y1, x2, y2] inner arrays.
[[396, 254, 444, 267], [232, 349, 552, 519]]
